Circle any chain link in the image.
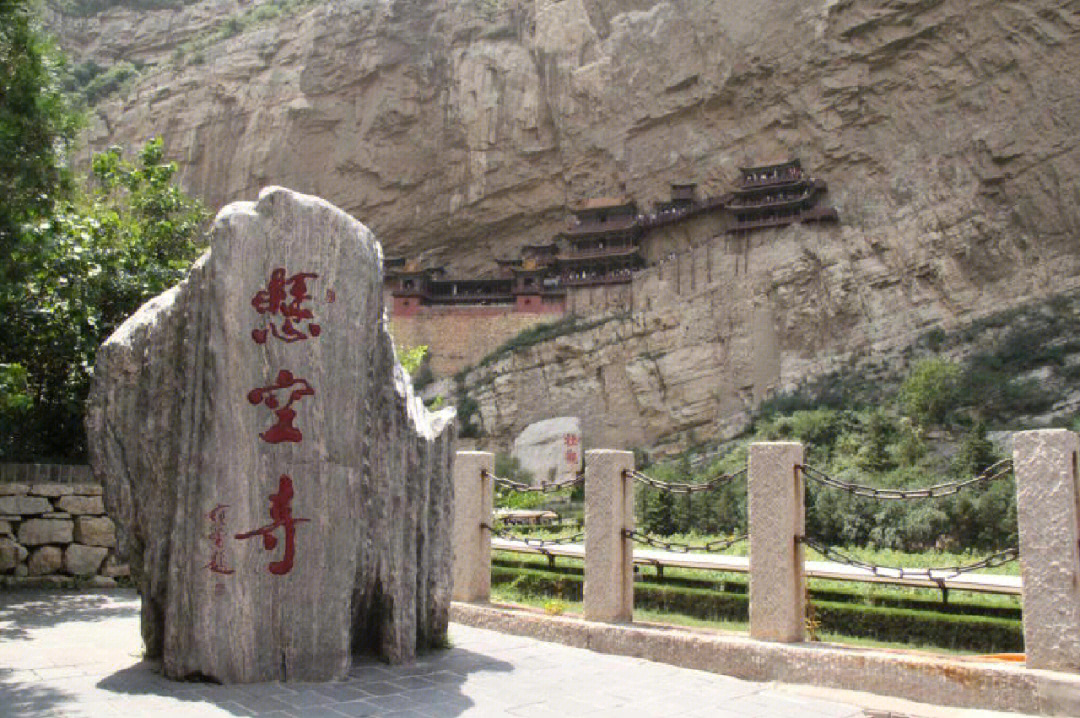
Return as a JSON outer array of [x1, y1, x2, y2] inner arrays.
[[800, 537, 1019, 580], [799, 459, 1013, 500], [482, 469, 584, 493], [483, 523, 585, 547], [623, 529, 748, 554], [626, 466, 747, 495]]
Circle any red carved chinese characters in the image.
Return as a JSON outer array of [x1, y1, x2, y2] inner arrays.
[[205, 504, 235, 576], [251, 268, 321, 344], [234, 475, 310, 575], [247, 370, 314, 444], [564, 433, 580, 466]]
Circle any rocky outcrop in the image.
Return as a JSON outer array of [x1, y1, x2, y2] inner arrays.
[[51, 0, 1080, 449], [86, 187, 456, 683], [512, 416, 582, 483], [51, 0, 1080, 268], [458, 266, 1080, 455]]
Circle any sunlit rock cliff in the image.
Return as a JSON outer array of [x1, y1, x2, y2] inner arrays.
[[52, 0, 1080, 450]]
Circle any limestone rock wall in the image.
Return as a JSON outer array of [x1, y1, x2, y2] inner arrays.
[[50, 0, 1080, 450], [458, 228, 1080, 454], [0, 481, 127, 588], [55, 1, 1080, 273]]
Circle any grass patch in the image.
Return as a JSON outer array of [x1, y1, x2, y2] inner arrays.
[[490, 560, 1022, 653]]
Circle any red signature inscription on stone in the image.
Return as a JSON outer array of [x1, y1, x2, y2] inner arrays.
[[251, 268, 321, 344], [205, 504, 235, 576], [247, 370, 314, 444], [234, 475, 310, 576]]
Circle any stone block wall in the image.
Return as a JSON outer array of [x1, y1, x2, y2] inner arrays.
[[0, 481, 127, 588], [390, 307, 562, 377]]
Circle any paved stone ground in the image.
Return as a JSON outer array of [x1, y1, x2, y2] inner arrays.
[[0, 590, 1030, 718]]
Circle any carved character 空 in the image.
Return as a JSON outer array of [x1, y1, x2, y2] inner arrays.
[[246, 370, 315, 444]]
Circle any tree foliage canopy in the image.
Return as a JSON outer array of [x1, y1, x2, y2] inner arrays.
[[0, 4, 208, 461], [897, 357, 962, 427], [2, 138, 208, 461], [0, 0, 79, 258]]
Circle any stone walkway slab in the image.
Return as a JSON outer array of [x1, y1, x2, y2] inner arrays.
[[0, 590, 1032, 718]]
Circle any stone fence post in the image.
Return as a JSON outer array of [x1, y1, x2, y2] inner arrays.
[[584, 450, 634, 622], [452, 451, 494, 602], [748, 441, 805, 642], [1014, 429, 1080, 672]]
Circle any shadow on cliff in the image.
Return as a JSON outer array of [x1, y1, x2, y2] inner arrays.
[[94, 647, 513, 717]]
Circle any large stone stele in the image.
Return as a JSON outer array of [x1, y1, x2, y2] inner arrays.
[[86, 187, 456, 683]]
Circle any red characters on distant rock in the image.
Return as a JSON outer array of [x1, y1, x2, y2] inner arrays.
[[564, 433, 580, 466], [247, 370, 314, 444], [251, 268, 321, 344], [234, 475, 310, 575]]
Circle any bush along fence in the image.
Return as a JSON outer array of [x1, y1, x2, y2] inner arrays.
[[452, 429, 1080, 673]]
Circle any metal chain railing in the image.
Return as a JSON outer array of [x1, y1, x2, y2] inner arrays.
[[623, 529, 748, 554], [482, 469, 584, 493], [482, 522, 584, 548], [625, 466, 747, 495], [799, 459, 1013, 500], [800, 536, 1019, 580]]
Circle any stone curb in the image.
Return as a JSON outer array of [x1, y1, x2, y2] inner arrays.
[[449, 602, 1080, 716]]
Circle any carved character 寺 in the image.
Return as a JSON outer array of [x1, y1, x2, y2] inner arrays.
[[234, 475, 310, 576]]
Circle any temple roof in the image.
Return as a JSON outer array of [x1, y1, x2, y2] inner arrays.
[[569, 196, 636, 212], [563, 215, 640, 238], [739, 158, 801, 173]]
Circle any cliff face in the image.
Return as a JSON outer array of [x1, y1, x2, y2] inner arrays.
[[54, 0, 1080, 449]]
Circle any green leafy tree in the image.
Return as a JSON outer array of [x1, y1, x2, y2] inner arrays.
[[897, 357, 962, 427], [2, 138, 208, 460], [857, 409, 893, 473], [0, 0, 79, 263]]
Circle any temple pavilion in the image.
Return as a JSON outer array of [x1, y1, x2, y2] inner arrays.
[[386, 161, 839, 311], [727, 159, 838, 234], [556, 197, 645, 286]]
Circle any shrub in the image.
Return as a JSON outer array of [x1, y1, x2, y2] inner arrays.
[[898, 358, 961, 427], [491, 564, 1022, 652]]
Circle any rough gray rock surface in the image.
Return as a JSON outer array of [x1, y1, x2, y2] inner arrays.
[[29, 546, 63, 576], [64, 544, 109, 576], [512, 417, 583, 484], [86, 187, 456, 683], [56, 495, 105, 515], [0, 496, 51, 516], [18, 519, 73, 546], [74, 516, 116, 547]]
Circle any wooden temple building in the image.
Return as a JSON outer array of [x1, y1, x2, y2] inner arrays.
[[387, 160, 838, 313], [727, 159, 838, 234], [558, 197, 644, 287]]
